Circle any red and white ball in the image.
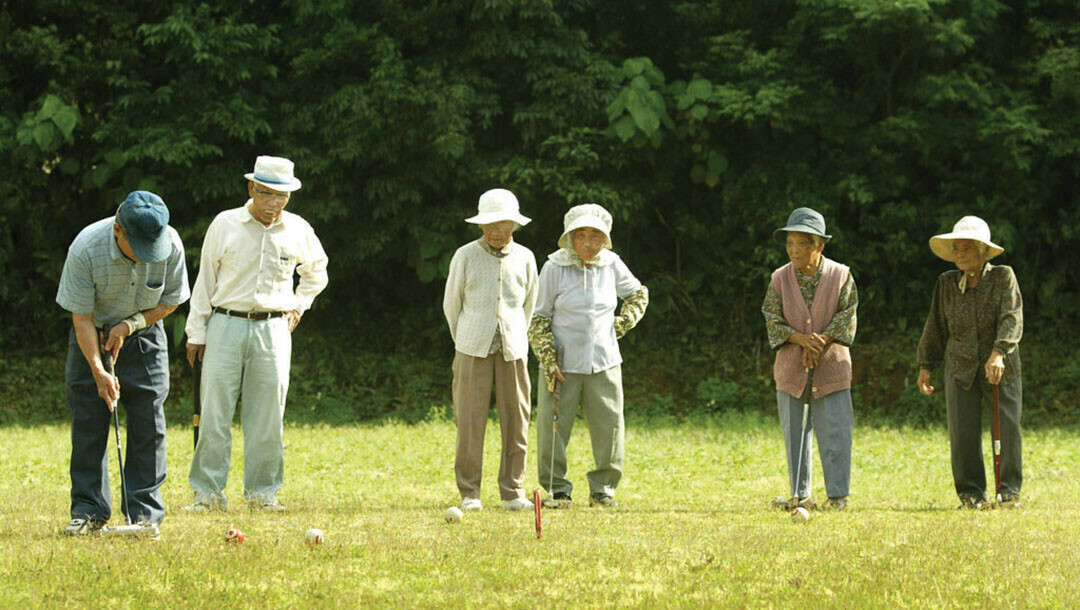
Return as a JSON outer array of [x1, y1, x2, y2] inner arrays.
[[225, 527, 245, 543], [305, 528, 324, 545]]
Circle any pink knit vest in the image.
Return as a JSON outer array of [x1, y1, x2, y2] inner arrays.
[[771, 257, 852, 398]]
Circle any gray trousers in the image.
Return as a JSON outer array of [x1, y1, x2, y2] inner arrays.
[[945, 372, 1023, 501], [778, 388, 853, 499], [65, 324, 168, 524], [536, 365, 624, 498]]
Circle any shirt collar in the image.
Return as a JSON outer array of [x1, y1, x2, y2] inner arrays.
[[794, 257, 823, 281], [478, 237, 511, 258], [244, 199, 288, 228], [958, 261, 991, 294]]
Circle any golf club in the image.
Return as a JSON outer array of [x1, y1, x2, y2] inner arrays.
[[533, 488, 542, 539], [193, 358, 201, 451], [791, 369, 813, 504], [98, 324, 159, 539], [991, 383, 1003, 504], [542, 347, 566, 509]]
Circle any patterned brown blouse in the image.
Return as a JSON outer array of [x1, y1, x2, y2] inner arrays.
[[917, 263, 1023, 391]]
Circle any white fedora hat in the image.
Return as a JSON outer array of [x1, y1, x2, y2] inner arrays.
[[557, 203, 613, 250], [929, 215, 1004, 262], [465, 189, 531, 225], [244, 156, 302, 192]]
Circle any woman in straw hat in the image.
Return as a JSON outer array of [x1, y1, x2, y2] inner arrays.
[[917, 216, 1023, 509], [763, 207, 858, 513], [528, 204, 648, 508], [443, 188, 538, 512]]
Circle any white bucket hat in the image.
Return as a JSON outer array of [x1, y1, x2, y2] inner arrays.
[[929, 215, 1004, 262], [465, 189, 531, 225], [558, 204, 613, 250], [244, 156, 302, 192]]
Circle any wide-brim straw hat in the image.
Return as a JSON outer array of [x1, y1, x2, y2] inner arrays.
[[929, 215, 1004, 261], [557, 203, 613, 250], [244, 155, 302, 192], [465, 189, 531, 225], [773, 207, 831, 243]]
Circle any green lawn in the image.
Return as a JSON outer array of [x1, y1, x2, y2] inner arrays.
[[1, 414, 1078, 608]]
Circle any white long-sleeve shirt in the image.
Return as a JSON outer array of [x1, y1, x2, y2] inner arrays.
[[186, 202, 328, 344], [443, 239, 538, 361]]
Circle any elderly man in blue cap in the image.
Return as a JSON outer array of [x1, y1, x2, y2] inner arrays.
[[185, 156, 328, 512], [762, 207, 858, 512], [56, 191, 190, 535]]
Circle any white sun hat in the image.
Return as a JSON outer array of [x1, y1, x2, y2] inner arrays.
[[465, 189, 531, 225], [929, 215, 1004, 262], [244, 156, 302, 192], [557, 204, 613, 250]]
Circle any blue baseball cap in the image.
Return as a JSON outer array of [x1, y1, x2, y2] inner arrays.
[[773, 207, 832, 243], [117, 191, 171, 262]]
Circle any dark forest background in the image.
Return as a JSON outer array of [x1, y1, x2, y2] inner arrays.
[[2, 0, 1077, 425]]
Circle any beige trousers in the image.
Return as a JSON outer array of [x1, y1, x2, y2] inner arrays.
[[452, 351, 531, 501]]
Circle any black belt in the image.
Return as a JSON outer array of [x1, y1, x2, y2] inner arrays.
[[212, 307, 286, 320]]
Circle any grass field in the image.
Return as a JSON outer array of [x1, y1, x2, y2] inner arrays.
[[1, 412, 1078, 608]]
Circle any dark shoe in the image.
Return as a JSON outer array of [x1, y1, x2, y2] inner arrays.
[[771, 496, 816, 511], [997, 492, 1021, 509], [589, 493, 620, 508], [823, 497, 848, 511], [64, 518, 105, 536], [542, 492, 572, 509], [958, 495, 990, 510]]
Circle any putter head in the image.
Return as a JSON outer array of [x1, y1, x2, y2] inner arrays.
[[541, 498, 572, 509], [99, 523, 160, 539]]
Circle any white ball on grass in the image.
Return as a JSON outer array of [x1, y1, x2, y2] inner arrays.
[[791, 507, 810, 523], [445, 506, 464, 523], [305, 528, 324, 545]]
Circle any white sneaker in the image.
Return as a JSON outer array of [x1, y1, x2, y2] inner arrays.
[[503, 497, 534, 511], [461, 497, 483, 512]]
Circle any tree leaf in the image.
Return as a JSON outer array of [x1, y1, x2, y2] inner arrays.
[[51, 106, 79, 138], [32, 123, 58, 151], [38, 95, 63, 121], [613, 116, 637, 142]]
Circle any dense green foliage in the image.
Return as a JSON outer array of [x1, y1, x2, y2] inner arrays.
[[3, 1, 1078, 421]]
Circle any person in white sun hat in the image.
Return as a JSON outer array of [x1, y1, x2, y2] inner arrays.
[[185, 155, 328, 513], [917, 215, 1023, 509], [443, 188, 538, 512], [528, 203, 649, 509]]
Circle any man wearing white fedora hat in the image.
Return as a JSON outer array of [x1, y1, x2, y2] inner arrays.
[[917, 215, 1024, 509], [443, 188, 538, 511], [185, 155, 329, 512]]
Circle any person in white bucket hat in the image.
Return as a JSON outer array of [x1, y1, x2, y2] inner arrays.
[[185, 155, 328, 513], [528, 203, 649, 508], [917, 215, 1023, 509], [443, 188, 538, 511]]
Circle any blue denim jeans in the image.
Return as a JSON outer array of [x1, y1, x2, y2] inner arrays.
[[66, 323, 169, 524]]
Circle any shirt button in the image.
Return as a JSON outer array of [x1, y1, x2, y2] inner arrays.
[[806, 318, 812, 324], [812, 386, 818, 393]]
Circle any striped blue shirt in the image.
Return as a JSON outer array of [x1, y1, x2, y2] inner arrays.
[[56, 217, 190, 327]]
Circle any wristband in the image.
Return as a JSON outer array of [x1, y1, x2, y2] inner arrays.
[[123, 312, 147, 334]]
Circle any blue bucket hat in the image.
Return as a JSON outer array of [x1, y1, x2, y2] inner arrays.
[[773, 207, 832, 243], [117, 191, 171, 262]]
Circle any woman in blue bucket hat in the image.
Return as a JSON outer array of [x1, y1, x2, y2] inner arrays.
[[762, 208, 858, 512]]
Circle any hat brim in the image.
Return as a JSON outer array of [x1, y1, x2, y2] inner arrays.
[[465, 212, 531, 226], [928, 233, 1004, 262], [773, 225, 832, 244], [127, 231, 172, 263], [558, 217, 612, 250], [245, 173, 302, 193]]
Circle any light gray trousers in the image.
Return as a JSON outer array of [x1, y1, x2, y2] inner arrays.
[[536, 365, 624, 499], [189, 314, 291, 505], [778, 388, 853, 500]]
